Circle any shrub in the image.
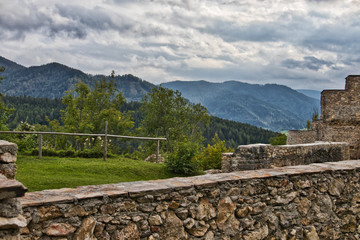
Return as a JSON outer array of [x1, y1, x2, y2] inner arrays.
[[269, 133, 287, 145], [76, 148, 104, 158], [166, 141, 200, 175], [198, 134, 232, 170], [31, 148, 75, 157]]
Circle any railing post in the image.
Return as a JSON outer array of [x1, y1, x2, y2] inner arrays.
[[38, 134, 42, 159], [156, 140, 160, 162], [104, 121, 108, 161]]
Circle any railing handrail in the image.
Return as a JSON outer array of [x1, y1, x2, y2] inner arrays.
[[0, 130, 166, 161], [0, 131, 167, 141]]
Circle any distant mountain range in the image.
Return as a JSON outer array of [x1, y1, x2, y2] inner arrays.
[[0, 56, 320, 131], [162, 81, 320, 131], [296, 89, 321, 100], [0, 56, 154, 101]]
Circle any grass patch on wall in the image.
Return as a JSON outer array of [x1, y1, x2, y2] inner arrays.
[[16, 155, 182, 192]]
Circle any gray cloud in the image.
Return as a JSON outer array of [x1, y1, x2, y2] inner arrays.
[[282, 56, 336, 71], [0, 0, 360, 90]]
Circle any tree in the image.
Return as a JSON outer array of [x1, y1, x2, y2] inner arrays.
[[198, 134, 232, 170], [312, 107, 319, 122], [0, 67, 13, 130], [61, 77, 134, 150], [269, 133, 287, 145], [140, 87, 209, 151]]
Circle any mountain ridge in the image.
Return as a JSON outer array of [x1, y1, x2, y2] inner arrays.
[[162, 80, 320, 131], [0, 56, 320, 131], [0, 57, 155, 101]]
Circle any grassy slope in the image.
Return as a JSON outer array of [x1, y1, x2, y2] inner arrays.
[[16, 155, 182, 192]]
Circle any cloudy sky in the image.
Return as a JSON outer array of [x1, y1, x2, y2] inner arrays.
[[1, 0, 360, 90]]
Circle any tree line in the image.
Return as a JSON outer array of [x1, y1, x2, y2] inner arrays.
[[2, 94, 277, 149]]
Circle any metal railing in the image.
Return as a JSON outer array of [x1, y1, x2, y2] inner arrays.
[[0, 123, 166, 161]]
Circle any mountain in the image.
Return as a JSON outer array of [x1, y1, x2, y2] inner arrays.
[[0, 57, 155, 101], [0, 56, 319, 131], [296, 89, 321, 100], [162, 81, 320, 131]]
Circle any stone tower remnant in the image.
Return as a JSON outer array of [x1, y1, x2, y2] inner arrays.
[[287, 75, 360, 159]]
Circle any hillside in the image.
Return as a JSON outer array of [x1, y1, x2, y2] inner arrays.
[[0, 57, 155, 101], [162, 81, 320, 131], [2, 95, 277, 148]]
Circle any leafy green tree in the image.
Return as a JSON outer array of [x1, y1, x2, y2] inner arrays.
[[0, 67, 13, 130], [269, 133, 287, 145], [198, 134, 232, 170], [61, 77, 134, 150], [166, 141, 200, 175], [140, 87, 209, 151]]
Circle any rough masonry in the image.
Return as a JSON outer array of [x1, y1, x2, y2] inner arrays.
[[221, 142, 350, 173], [288, 75, 360, 159], [17, 160, 360, 239], [0, 140, 28, 239]]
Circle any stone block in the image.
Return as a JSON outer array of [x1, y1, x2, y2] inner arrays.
[[0, 163, 17, 179], [0, 141, 18, 156], [0, 153, 16, 164]]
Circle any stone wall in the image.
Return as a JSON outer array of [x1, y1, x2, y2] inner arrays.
[[0, 140, 18, 179], [0, 140, 28, 239], [221, 142, 349, 173], [321, 75, 360, 122], [287, 75, 360, 159], [285, 130, 316, 145], [17, 160, 360, 239]]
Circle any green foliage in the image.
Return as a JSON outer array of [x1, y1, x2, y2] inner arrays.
[[3, 95, 64, 129], [30, 147, 106, 158], [0, 67, 13, 130], [312, 107, 319, 122], [141, 87, 209, 151], [8, 121, 38, 152], [2, 92, 279, 154], [166, 141, 201, 175], [306, 120, 311, 130], [198, 134, 232, 170], [61, 78, 134, 150], [203, 116, 278, 148], [269, 133, 287, 145]]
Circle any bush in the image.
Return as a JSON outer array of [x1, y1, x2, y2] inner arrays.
[[166, 141, 200, 175], [76, 148, 104, 158], [198, 134, 232, 170], [269, 133, 287, 145], [31, 148, 107, 158], [31, 148, 75, 157]]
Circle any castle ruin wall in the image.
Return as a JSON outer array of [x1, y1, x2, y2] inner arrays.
[[17, 160, 360, 239], [0, 140, 28, 239], [285, 130, 316, 145], [287, 75, 360, 159], [221, 142, 349, 173]]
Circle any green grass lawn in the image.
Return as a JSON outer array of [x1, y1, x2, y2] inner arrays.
[[16, 155, 182, 192]]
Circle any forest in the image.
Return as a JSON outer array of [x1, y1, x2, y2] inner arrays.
[[2, 95, 277, 149]]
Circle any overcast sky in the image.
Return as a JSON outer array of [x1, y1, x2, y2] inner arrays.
[[1, 0, 360, 90]]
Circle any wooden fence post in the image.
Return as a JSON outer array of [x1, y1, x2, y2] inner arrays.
[[38, 134, 42, 159], [104, 121, 108, 161], [156, 139, 160, 162]]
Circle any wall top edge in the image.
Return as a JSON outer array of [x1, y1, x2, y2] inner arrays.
[[19, 160, 360, 207]]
